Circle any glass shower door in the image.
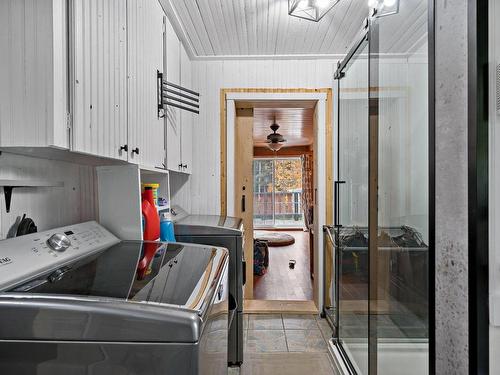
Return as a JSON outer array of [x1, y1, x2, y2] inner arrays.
[[333, 2, 431, 373], [371, 1, 430, 374], [336, 40, 370, 375]]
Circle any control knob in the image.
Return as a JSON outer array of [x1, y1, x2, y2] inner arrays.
[[47, 234, 71, 252]]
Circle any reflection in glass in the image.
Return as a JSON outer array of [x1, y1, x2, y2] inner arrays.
[[333, 1, 430, 373], [337, 42, 370, 375], [374, 0, 429, 373]]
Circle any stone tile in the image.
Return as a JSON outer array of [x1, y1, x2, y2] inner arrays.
[[285, 329, 327, 353], [246, 330, 287, 353], [316, 316, 334, 341], [204, 329, 228, 353], [240, 352, 335, 375], [282, 314, 318, 330], [248, 314, 283, 330]]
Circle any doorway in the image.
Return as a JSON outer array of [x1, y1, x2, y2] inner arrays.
[[252, 130, 313, 301], [220, 89, 332, 312]]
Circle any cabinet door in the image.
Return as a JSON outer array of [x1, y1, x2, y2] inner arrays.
[[165, 18, 180, 86], [72, 0, 128, 160], [180, 45, 192, 175], [127, 0, 165, 167], [164, 17, 181, 171]]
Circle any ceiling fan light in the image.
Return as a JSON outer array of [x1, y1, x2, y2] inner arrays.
[[268, 142, 285, 152], [265, 120, 287, 151]]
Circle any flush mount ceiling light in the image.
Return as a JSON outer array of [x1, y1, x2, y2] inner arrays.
[[267, 120, 286, 152], [288, 0, 340, 22], [368, 0, 399, 17]]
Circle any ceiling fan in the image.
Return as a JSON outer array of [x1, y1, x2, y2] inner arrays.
[[266, 119, 287, 152]]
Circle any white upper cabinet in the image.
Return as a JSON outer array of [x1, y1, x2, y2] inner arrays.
[[180, 46, 193, 175], [166, 40, 194, 175], [165, 17, 181, 172], [0, 0, 169, 170], [0, 0, 69, 149], [71, 0, 128, 161], [127, 0, 166, 168]]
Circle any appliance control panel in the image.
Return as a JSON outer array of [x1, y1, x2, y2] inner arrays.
[[0, 221, 120, 291]]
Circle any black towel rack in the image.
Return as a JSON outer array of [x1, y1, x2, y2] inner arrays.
[[157, 71, 199, 116]]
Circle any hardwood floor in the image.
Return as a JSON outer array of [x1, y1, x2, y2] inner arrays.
[[253, 230, 313, 301]]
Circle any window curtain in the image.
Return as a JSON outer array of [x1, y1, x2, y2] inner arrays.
[[301, 154, 314, 229]]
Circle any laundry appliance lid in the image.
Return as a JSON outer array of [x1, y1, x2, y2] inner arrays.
[[170, 205, 243, 236], [0, 241, 228, 343]]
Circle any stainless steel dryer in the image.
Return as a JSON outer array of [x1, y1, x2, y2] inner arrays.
[[0, 221, 229, 375], [169, 205, 245, 366]]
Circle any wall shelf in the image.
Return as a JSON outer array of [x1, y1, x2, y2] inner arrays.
[[0, 180, 64, 213], [139, 165, 170, 175]]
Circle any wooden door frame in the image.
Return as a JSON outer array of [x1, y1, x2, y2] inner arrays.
[[220, 88, 333, 310]]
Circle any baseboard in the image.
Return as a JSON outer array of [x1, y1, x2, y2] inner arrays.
[[243, 299, 318, 314]]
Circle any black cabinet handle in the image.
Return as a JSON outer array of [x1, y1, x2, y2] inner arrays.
[[241, 194, 246, 212], [182, 164, 187, 169], [119, 144, 128, 152], [178, 163, 183, 170], [132, 147, 139, 155]]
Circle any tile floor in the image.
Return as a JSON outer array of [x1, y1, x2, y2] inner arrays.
[[229, 314, 336, 375]]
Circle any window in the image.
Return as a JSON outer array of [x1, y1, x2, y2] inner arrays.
[[253, 158, 304, 228]]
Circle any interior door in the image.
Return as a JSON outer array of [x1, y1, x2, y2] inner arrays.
[[234, 108, 254, 299], [127, 0, 165, 167], [335, 39, 370, 375], [72, 0, 128, 160]]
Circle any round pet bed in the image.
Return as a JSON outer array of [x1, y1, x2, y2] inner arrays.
[[254, 231, 295, 247]]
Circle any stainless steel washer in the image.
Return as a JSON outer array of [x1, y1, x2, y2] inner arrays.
[[0, 221, 229, 375]]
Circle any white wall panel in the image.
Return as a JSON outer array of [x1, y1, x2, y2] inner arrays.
[[190, 59, 336, 215], [169, 172, 191, 213], [0, 152, 97, 239]]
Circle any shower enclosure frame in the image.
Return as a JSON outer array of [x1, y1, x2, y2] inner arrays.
[[327, 3, 436, 374]]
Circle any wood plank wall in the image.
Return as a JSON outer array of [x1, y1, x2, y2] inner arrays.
[[0, 152, 97, 239]]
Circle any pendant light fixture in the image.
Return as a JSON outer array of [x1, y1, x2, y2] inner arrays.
[[267, 117, 286, 152], [288, 0, 340, 22]]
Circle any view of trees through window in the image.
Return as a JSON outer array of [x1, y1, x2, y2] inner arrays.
[[253, 158, 303, 227]]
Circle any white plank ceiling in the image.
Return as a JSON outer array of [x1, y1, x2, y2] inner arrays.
[[163, 0, 428, 58], [165, 0, 370, 57]]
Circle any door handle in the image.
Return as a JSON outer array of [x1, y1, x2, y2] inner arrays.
[[334, 181, 346, 227], [241, 195, 246, 212]]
